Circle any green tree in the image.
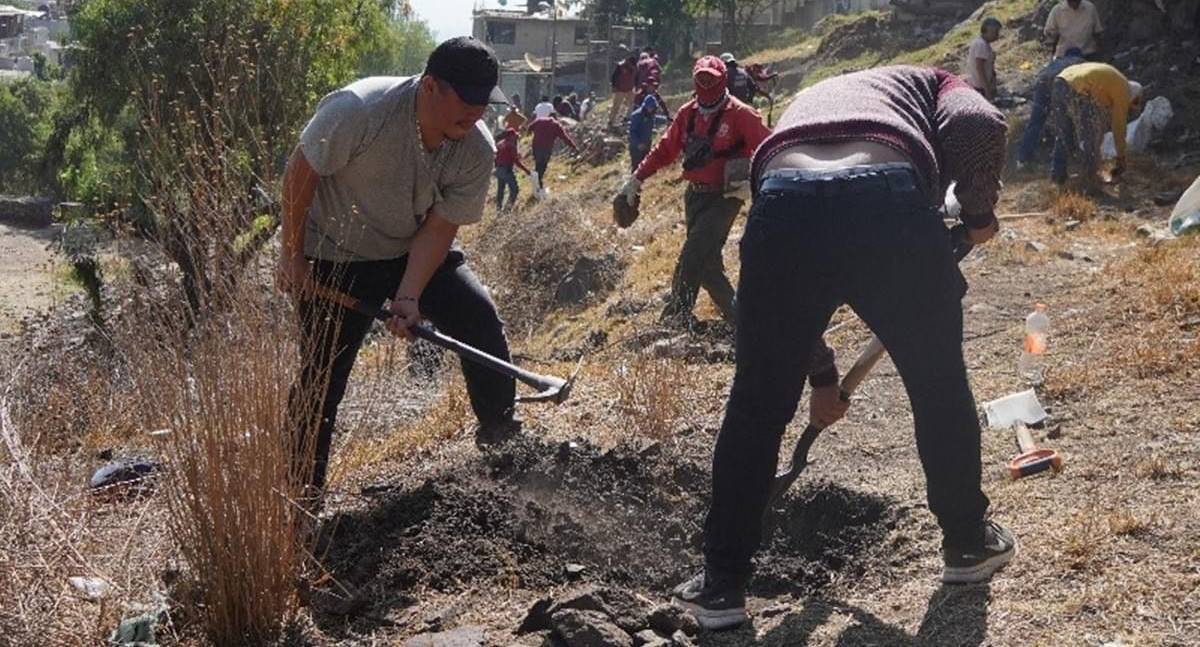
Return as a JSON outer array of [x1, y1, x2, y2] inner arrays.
[[61, 0, 415, 315], [358, 15, 438, 76], [0, 78, 57, 194]]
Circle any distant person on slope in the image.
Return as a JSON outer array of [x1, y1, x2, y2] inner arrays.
[[278, 37, 520, 497], [609, 55, 638, 126], [965, 17, 1002, 101], [1049, 62, 1143, 190], [524, 102, 579, 191], [721, 53, 759, 105], [615, 56, 770, 328], [1016, 47, 1085, 168], [672, 65, 1012, 630], [627, 94, 660, 172], [1044, 0, 1104, 60]]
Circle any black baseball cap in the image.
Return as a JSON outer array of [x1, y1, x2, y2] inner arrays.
[[425, 36, 507, 106]]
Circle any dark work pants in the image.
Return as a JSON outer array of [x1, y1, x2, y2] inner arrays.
[[294, 249, 515, 490], [663, 188, 742, 323], [532, 148, 552, 182], [703, 164, 989, 580]]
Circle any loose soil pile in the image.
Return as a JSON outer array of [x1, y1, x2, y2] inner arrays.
[[316, 432, 899, 631]]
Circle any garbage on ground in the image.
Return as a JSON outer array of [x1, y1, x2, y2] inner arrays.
[[1102, 96, 1172, 160], [90, 456, 161, 500], [68, 576, 112, 601], [1169, 174, 1200, 236], [984, 389, 1048, 429], [1018, 304, 1050, 386]]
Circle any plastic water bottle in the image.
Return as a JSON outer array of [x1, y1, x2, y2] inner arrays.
[[1018, 304, 1050, 385]]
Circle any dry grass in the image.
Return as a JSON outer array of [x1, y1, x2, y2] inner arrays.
[[1134, 454, 1184, 481], [1052, 192, 1100, 222], [611, 356, 711, 441]]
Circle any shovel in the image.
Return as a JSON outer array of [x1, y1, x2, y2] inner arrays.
[[983, 389, 1064, 479], [308, 284, 577, 404], [771, 225, 975, 503]]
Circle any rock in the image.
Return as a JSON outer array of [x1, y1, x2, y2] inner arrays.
[[1056, 249, 1077, 261], [1064, 219, 1082, 231], [403, 626, 486, 647], [633, 629, 670, 647], [519, 597, 556, 634], [1136, 224, 1155, 237], [647, 605, 696, 636], [669, 630, 695, 647], [111, 609, 163, 646], [551, 609, 634, 647], [1024, 240, 1047, 253], [565, 563, 587, 580]]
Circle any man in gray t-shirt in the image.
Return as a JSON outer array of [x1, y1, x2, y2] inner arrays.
[[278, 37, 517, 493]]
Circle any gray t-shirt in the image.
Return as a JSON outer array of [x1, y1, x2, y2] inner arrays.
[[299, 76, 496, 261]]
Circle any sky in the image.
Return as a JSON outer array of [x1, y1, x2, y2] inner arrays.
[[410, 0, 490, 41]]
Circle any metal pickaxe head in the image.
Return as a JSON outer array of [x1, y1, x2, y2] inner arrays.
[[516, 358, 582, 404]]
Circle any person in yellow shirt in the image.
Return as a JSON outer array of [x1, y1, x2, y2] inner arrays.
[[1049, 62, 1143, 189]]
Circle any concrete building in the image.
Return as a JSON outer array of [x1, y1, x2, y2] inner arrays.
[[474, 7, 646, 101], [0, 4, 68, 74]]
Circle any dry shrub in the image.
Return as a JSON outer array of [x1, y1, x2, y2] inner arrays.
[[612, 356, 707, 440], [470, 195, 621, 333], [1106, 509, 1151, 538], [1134, 455, 1183, 481], [1062, 509, 1107, 571], [1052, 192, 1098, 221]]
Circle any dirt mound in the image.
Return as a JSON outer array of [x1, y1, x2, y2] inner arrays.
[[317, 433, 901, 623]]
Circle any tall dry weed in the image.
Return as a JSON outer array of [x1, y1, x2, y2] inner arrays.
[[612, 356, 708, 440]]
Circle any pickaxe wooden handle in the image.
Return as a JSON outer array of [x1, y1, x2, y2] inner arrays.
[[305, 284, 576, 404], [770, 225, 975, 503]]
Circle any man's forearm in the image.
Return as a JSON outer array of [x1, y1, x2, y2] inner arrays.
[[281, 147, 318, 259], [396, 211, 459, 300]]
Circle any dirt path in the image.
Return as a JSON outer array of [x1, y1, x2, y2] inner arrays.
[[0, 222, 60, 336]]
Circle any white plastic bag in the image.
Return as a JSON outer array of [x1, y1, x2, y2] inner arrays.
[[1102, 96, 1173, 160], [1169, 174, 1200, 236]]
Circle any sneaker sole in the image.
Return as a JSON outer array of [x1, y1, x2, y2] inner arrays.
[[942, 544, 1017, 584], [672, 598, 748, 630]]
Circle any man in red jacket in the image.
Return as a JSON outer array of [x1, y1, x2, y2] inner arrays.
[[609, 55, 638, 127], [524, 105, 579, 193], [616, 55, 770, 327]]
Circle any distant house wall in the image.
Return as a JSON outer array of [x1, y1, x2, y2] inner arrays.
[[473, 12, 591, 63]]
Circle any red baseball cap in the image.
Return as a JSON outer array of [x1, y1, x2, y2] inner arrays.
[[693, 55, 727, 83]]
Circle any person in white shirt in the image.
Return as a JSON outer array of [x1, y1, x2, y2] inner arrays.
[[965, 17, 1002, 101], [1044, 0, 1104, 59]]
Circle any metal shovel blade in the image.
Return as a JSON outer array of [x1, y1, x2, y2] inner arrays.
[[983, 389, 1047, 429]]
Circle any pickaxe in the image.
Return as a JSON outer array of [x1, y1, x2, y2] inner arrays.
[[307, 284, 577, 404], [771, 225, 974, 502]]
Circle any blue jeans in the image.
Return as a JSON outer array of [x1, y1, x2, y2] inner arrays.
[[495, 165, 518, 209], [703, 164, 988, 579]]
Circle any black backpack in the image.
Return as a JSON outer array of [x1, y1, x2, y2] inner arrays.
[[681, 106, 744, 171]]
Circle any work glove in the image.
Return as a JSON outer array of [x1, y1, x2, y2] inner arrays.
[[726, 180, 751, 202], [619, 175, 642, 206]]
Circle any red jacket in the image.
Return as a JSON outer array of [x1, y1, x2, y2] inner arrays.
[[525, 117, 578, 154], [495, 136, 529, 173], [611, 61, 636, 93], [636, 56, 662, 90], [635, 96, 771, 187]]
